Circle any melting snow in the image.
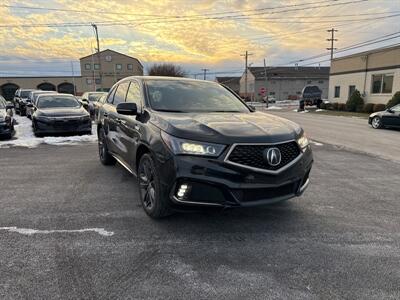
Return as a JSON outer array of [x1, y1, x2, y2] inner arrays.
[[310, 140, 324, 146], [0, 226, 114, 236], [0, 115, 97, 149]]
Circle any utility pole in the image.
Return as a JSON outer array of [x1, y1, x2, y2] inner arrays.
[[263, 58, 268, 108], [201, 68, 209, 80], [70, 61, 76, 96], [240, 51, 253, 100], [92, 24, 103, 91], [327, 28, 338, 61]]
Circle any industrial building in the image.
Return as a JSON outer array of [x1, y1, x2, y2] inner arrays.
[[0, 49, 143, 100], [328, 45, 400, 104]]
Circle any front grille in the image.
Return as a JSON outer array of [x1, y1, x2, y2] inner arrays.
[[226, 141, 301, 171], [232, 182, 297, 202]]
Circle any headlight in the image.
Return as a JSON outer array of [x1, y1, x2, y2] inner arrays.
[[297, 133, 309, 152], [161, 131, 225, 157]]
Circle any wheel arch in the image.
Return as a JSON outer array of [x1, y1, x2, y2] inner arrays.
[[136, 144, 151, 171]]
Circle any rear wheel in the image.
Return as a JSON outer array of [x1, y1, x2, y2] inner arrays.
[[98, 127, 115, 165], [138, 153, 171, 219], [371, 116, 383, 129]]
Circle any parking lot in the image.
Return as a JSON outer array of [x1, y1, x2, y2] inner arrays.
[[0, 111, 399, 299]]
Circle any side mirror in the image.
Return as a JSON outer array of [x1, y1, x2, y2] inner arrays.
[[6, 101, 14, 110], [27, 103, 33, 108], [248, 104, 256, 112], [117, 102, 137, 115]]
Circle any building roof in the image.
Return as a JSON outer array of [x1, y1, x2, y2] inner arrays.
[[79, 49, 143, 68], [332, 44, 400, 62], [248, 66, 330, 79], [215, 76, 240, 84]]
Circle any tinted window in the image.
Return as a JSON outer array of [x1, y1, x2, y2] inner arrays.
[[20, 91, 31, 98], [126, 81, 141, 107], [37, 96, 80, 108], [88, 93, 105, 102], [145, 80, 249, 113], [113, 82, 129, 105]]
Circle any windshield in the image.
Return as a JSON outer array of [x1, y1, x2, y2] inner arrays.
[[20, 91, 31, 98], [37, 96, 80, 109], [88, 93, 105, 102], [145, 80, 249, 113]]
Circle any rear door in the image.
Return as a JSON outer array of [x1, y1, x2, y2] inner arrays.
[[106, 81, 129, 155], [117, 80, 144, 168]]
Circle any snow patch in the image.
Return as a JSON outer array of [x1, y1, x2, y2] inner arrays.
[[315, 109, 326, 112], [0, 226, 114, 236], [265, 106, 282, 110], [0, 115, 97, 149], [310, 140, 324, 146]]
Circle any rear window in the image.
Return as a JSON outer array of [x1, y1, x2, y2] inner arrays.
[[37, 96, 80, 109]]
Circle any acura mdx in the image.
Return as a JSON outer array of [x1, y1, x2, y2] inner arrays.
[[97, 77, 313, 218]]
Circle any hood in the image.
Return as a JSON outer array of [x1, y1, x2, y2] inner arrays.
[[37, 106, 89, 117], [150, 111, 302, 144]]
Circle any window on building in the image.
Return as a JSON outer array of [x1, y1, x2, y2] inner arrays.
[[94, 64, 100, 70], [269, 92, 275, 95], [127, 64, 133, 70], [372, 74, 394, 94], [86, 78, 93, 85], [116, 64, 122, 71], [85, 64, 91, 70], [318, 80, 324, 84], [334, 86, 340, 98], [95, 78, 101, 84]]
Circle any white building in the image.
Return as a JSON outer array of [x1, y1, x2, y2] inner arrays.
[[329, 45, 400, 104], [239, 66, 330, 101]]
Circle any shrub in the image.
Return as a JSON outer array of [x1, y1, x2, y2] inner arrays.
[[148, 63, 186, 77], [346, 90, 364, 112], [319, 102, 326, 109], [324, 102, 332, 110], [355, 105, 364, 113], [386, 91, 400, 108], [331, 102, 339, 110], [338, 103, 347, 111], [363, 103, 375, 113], [373, 103, 386, 112]]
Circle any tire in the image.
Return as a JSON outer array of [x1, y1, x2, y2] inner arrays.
[[371, 116, 383, 129], [137, 153, 171, 219], [98, 127, 116, 165]]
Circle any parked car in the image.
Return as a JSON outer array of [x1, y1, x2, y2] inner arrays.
[[92, 94, 107, 122], [81, 92, 107, 119], [301, 85, 322, 107], [369, 104, 400, 129], [14, 88, 35, 115], [31, 93, 91, 137], [97, 76, 313, 218], [26, 90, 55, 119], [0, 95, 15, 139]]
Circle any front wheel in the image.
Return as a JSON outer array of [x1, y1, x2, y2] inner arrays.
[[138, 153, 171, 219], [371, 116, 383, 129]]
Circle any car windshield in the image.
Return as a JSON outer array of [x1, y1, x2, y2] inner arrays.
[[37, 96, 80, 109], [88, 93, 105, 102], [20, 91, 31, 98], [145, 80, 249, 113]]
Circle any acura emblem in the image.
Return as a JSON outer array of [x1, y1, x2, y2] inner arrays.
[[264, 148, 281, 166]]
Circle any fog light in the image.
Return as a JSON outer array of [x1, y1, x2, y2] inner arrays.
[[176, 184, 190, 199]]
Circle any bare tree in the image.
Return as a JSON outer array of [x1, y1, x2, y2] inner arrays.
[[148, 64, 186, 77]]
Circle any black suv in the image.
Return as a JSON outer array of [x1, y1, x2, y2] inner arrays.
[[97, 77, 313, 218]]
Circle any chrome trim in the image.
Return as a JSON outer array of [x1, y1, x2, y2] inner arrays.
[[172, 195, 223, 207], [299, 178, 310, 193], [111, 154, 137, 176], [223, 140, 303, 175]]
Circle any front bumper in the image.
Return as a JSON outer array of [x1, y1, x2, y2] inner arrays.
[[33, 118, 92, 134], [158, 146, 313, 208], [0, 122, 12, 136]]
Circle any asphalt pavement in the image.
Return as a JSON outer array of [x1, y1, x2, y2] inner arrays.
[[266, 110, 400, 162], [0, 143, 399, 299]]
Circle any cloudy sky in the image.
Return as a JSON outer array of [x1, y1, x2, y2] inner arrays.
[[0, 0, 399, 77]]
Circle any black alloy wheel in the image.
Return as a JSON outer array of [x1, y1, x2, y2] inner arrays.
[[138, 153, 171, 218], [98, 127, 115, 165]]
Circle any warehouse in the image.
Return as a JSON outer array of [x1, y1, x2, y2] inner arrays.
[[0, 49, 143, 100], [328, 45, 400, 104]]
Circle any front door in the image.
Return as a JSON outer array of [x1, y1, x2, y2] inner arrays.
[[348, 85, 356, 99], [118, 80, 143, 168], [383, 105, 400, 127]]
